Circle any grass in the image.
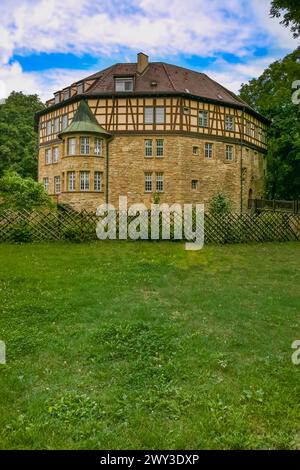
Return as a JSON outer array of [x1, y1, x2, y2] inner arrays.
[[0, 240, 299, 450]]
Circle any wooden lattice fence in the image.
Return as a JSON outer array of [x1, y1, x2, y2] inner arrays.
[[0, 209, 299, 244]]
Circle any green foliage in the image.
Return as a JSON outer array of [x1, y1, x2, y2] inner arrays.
[[240, 47, 300, 199], [209, 193, 231, 215], [61, 224, 82, 242], [9, 221, 33, 243], [0, 92, 44, 179], [270, 1, 300, 38], [0, 171, 54, 211]]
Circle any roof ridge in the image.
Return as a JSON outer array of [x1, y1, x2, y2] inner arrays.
[[161, 62, 177, 92]]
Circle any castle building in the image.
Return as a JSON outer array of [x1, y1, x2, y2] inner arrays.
[[36, 53, 269, 212]]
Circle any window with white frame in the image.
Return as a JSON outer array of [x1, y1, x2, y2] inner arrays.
[[225, 145, 234, 160], [199, 110, 209, 127], [204, 143, 213, 159], [45, 148, 52, 164], [156, 172, 164, 192], [68, 171, 76, 191], [80, 171, 90, 191], [43, 177, 49, 192], [115, 77, 133, 92], [61, 114, 68, 130], [155, 107, 165, 124], [191, 179, 199, 190], [46, 120, 52, 136], [144, 107, 154, 124], [63, 89, 70, 100], [245, 120, 251, 136], [225, 115, 235, 131], [94, 138, 103, 156], [77, 82, 84, 94], [156, 139, 164, 157], [68, 138, 76, 155], [192, 146, 199, 155], [94, 172, 102, 191], [80, 137, 90, 155], [145, 139, 153, 157], [54, 176, 61, 194], [145, 173, 152, 192], [54, 117, 60, 134], [53, 146, 59, 163]]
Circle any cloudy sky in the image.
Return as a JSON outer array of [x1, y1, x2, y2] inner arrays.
[[0, 0, 298, 101]]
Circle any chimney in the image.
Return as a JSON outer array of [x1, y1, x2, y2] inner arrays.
[[137, 52, 149, 74]]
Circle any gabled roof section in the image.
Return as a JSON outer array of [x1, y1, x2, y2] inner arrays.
[[58, 100, 111, 138]]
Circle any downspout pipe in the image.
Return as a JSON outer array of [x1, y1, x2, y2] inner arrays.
[[240, 107, 245, 213], [105, 135, 114, 204]]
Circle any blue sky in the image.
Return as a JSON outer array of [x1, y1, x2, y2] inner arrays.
[[0, 0, 298, 101]]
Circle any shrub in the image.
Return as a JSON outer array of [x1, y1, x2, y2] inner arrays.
[[9, 221, 33, 243], [209, 193, 231, 215], [61, 224, 82, 242]]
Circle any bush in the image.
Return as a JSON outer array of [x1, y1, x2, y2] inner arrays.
[[9, 221, 33, 243], [61, 224, 82, 242], [209, 193, 231, 215]]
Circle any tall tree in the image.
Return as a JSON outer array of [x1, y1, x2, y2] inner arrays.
[[270, 1, 300, 38], [0, 92, 45, 179], [239, 47, 300, 199]]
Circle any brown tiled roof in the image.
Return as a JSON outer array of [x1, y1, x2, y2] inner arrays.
[[83, 62, 247, 108], [40, 60, 270, 124]]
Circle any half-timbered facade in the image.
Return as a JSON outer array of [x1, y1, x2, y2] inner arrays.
[[36, 53, 269, 212]]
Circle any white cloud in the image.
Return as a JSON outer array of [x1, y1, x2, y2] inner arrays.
[[0, 0, 297, 100]]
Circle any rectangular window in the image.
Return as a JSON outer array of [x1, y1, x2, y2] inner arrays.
[[245, 120, 251, 136], [192, 146, 199, 155], [45, 148, 52, 164], [68, 171, 76, 191], [77, 82, 83, 94], [204, 143, 213, 159], [80, 137, 90, 155], [156, 139, 164, 157], [226, 145, 234, 161], [68, 138, 76, 155], [145, 173, 152, 192], [80, 171, 90, 191], [94, 171, 102, 191], [61, 114, 68, 130], [54, 176, 61, 194], [115, 77, 133, 92], [191, 179, 199, 190], [63, 89, 70, 100], [54, 93, 60, 105], [46, 120, 52, 136], [156, 172, 164, 192], [94, 138, 103, 156], [53, 146, 59, 163], [43, 177, 49, 192], [54, 117, 60, 133], [155, 107, 165, 124], [145, 139, 153, 157], [199, 110, 209, 127], [225, 115, 235, 131], [144, 107, 154, 124]]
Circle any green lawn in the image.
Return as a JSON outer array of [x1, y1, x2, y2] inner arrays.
[[0, 241, 299, 450]]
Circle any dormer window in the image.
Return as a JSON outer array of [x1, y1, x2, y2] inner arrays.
[[77, 82, 83, 94], [115, 77, 133, 92], [54, 93, 60, 105], [63, 88, 70, 100]]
